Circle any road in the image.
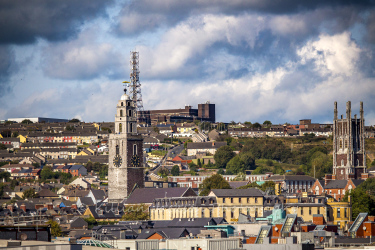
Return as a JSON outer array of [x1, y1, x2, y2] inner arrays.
[[149, 143, 184, 174]]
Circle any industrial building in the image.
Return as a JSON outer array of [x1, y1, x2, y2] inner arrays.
[[138, 102, 215, 125]]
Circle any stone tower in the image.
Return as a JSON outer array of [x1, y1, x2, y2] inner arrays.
[[332, 101, 366, 180], [108, 90, 144, 203]]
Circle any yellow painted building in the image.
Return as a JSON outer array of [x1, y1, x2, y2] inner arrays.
[[327, 197, 351, 229], [150, 188, 266, 223], [17, 135, 27, 143]]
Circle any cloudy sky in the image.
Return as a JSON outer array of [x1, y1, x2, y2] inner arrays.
[[1, 0, 375, 125]]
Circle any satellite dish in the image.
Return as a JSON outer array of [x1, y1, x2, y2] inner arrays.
[[20, 233, 28, 241]]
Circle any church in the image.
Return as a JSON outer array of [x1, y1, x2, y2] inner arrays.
[[108, 89, 145, 203]]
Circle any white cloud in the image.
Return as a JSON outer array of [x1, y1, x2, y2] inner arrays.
[[42, 29, 124, 80], [297, 32, 361, 77], [139, 14, 265, 78]]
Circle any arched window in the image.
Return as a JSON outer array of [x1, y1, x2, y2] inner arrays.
[[341, 159, 344, 166], [119, 123, 122, 133], [128, 110, 132, 117], [120, 110, 123, 117], [121, 102, 123, 106], [129, 123, 133, 133], [127, 101, 130, 106], [133, 144, 137, 155]]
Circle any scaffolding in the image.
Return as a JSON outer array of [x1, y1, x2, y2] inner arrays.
[[129, 51, 145, 121]]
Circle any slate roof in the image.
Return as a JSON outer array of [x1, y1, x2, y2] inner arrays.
[[351, 179, 364, 187], [325, 180, 348, 189], [70, 217, 88, 228], [90, 189, 106, 200], [126, 187, 196, 204], [78, 197, 94, 206], [210, 188, 265, 197], [38, 189, 59, 198], [229, 181, 249, 189], [167, 218, 216, 228], [86, 203, 125, 220], [69, 165, 85, 170]]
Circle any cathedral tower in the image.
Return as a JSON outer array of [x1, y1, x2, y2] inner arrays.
[[333, 101, 366, 180], [108, 89, 144, 203]]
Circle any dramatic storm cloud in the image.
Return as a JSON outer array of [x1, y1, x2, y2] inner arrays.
[[1, 0, 375, 125]]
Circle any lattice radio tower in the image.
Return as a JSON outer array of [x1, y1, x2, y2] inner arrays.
[[129, 51, 144, 119]]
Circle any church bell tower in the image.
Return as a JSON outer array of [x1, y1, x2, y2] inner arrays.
[[108, 88, 144, 203]]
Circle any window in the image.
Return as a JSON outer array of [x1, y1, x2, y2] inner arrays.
[[121, 102, 123, 106], [301, 207, 303, 215], [119, 123, 122, 133], [128, 110, 132, 117], [239, 198, 242, 203], [231, 209, 234, 218], [120, 110, 123, 117], [116, 145, 119, 155], [201, 209, 205, 218], [337, 208, 340, 218], [230, 198, 233, 203], [209, 209, 212, 218], [255, 198, 258, 203], [247, 208, 250, 215], [345, 208, 347, 218], [247, 198, 250, 203], [127, 101, 130, 106], [133, 144, 137, 155], [317, 207, 320, 214], [223, 198, 225, 203]]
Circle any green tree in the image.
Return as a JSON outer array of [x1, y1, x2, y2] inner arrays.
[[84, 215, 98, 229], [252, 122, 261, 128], [48, 220, 62, 237], [21, 119, 33, 124], [40, 166, 54, 180], [199, 174, 231, 196], [10, 179, 18, 190], [60, 172, 73, 184], [263, 120, 272, 127], [158, 168, 169, 177], [171, 165, 180, 176], [99, 166, 108, 179], [217, 168, 225, 175], [214, 146, 235, 169], [0, 171, 11, 182], [11, 131, 19, 137], [0, 144, 6, 150], [22, 188, 38, 199], [343, 188, 375, 219], [197, 159, 202, 167], [122, 204, 149, 221], [226, 152, 255, 174], [260, 181, 275, 192], [69, 118, 80, 123]]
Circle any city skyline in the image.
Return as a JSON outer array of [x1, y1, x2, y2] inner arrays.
[[1, 1, 375, 125]]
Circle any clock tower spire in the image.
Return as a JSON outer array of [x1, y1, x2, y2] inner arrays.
[[108, 86, 144, 203]]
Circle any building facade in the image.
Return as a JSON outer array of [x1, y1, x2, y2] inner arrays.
[[108, 91, 144, 203], [333, 101, 366, 180]]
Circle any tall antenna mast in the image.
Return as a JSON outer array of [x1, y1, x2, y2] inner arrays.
[[129, 51, 144, 121]]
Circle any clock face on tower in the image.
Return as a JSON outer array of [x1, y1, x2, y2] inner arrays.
[[113, 155, 122, 167], [130, 155, 140, 167]]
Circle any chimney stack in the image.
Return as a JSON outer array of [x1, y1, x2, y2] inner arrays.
[[7, 205, 13, 212], [20, 204, 26, 212]]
